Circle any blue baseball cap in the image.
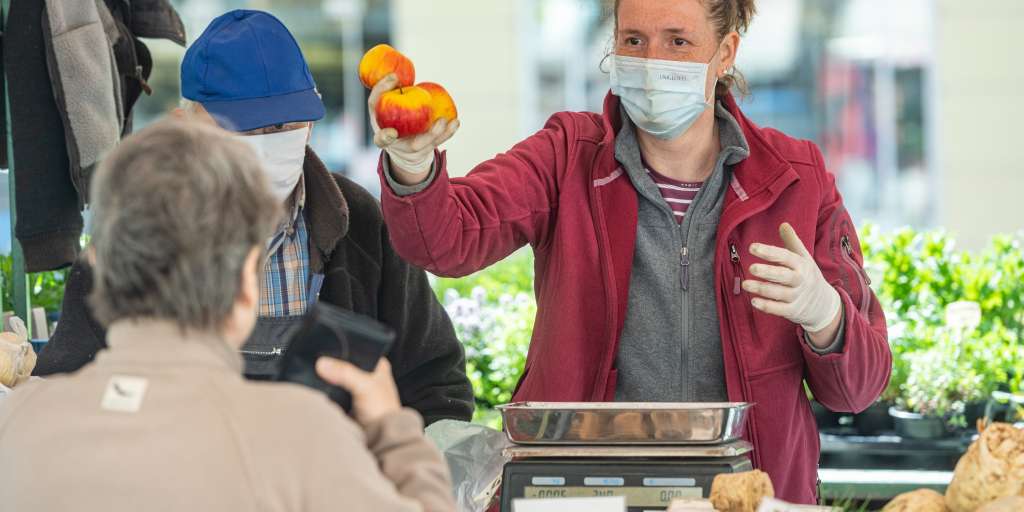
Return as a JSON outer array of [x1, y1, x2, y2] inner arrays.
[[180, 10, 325, 132]]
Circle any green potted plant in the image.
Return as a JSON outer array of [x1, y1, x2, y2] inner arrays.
[[892, 346, 977, 438], [859, 226, 1024, 437], [890, 323, 1015, 439]]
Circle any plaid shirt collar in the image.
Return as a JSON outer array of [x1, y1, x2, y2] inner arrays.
[[267, 175, 306, 255]]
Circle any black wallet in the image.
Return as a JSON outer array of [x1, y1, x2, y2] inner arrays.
[[275, 302, 396, 411]]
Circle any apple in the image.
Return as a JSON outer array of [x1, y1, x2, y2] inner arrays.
[[375, 86, 433, 138], [359, 44, 415, 89], [417, 82, 458, 124]]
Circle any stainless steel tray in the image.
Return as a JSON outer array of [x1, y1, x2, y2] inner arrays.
[[497, 402, 752, 445], [503, 440, 754, 459]]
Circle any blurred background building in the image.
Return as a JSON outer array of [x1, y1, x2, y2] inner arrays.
[[5, 0, 1013, 250]]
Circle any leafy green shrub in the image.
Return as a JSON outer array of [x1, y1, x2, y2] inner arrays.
[[432, 251, 536, 426], [431, 229, 1024, 428], [860, 225, 1024, 424], [0, 254, 69, 320]]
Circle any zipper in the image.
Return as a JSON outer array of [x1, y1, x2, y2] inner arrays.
[[239, 347, 283, 361], [719, 260, 763, 470], [588, 144, 623, 400], [679, 246, 690, 290], [730, 243, 742, 295], [839, 235, 872, 314]]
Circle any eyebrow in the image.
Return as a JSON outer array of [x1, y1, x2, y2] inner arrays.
[[619, 28, 694, 37]]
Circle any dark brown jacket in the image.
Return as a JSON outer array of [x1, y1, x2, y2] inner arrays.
[[35, 148, 474, 425]]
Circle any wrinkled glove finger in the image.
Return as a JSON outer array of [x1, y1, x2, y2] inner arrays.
[[750, 297, 790, 317], [779, 222, 812, 258], [373, 127, 399, 149], [742, 280, 798, 303], [408, 119, 448, 152], [434, 118, 460, 147], [367, 74, 399, 132], [749, 243, 802, 270], [748, 263, 800, 286]]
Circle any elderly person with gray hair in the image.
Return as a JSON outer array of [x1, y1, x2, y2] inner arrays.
[[34, 9, 473, 426], [0, 119, 457, 512]]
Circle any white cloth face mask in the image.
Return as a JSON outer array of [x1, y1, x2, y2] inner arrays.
[[610, 53, 717, 140], [233, 126, 309, 203]]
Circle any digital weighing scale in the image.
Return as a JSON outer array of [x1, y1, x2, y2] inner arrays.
[[500, 442, 753, 511], [497, 402, 755, 512]]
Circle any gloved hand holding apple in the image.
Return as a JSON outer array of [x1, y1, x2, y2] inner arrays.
[[360, 44, 459, 175]]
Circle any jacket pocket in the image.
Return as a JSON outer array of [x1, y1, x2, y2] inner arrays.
[[747, 364, 815, 498], [839, 234, 871, 315], [828, 207, 872, 315], [728, 240, 799, 372]]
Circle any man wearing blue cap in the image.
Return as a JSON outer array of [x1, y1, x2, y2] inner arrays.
[[35, 10, 474, 426]]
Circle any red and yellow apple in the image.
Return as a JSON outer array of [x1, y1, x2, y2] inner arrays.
[[375, 86, 433, 138], [417, 82, 458, 124], [359, 44, 415, 89]]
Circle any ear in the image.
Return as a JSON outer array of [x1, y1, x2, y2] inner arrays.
[[718, 31, 741, 77], [237, 247, 261, 311], [85, 245, 97, 266]]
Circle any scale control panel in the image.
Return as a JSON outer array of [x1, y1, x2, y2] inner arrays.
[[500, 457, 752, 512]]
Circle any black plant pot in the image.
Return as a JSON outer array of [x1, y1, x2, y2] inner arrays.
[[890, 407, 948, 440], [853, 402, 895, 435], [964, 401, 989, 429], [811, 400, 842, 429]]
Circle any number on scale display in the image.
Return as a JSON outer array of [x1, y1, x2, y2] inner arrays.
[[523, 487, 702, 507]]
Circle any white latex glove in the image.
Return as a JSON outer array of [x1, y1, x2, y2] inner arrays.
[[368, 74, 460, 175], [741, 223, 842, 333]]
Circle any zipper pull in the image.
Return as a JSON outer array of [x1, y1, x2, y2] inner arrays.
[[730, 244, 741, 295], [840, 235, 872, 285], [680, 246, 690, 291], [839, 237, 856, 258]]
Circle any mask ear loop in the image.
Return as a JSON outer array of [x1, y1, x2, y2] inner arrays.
[[599, 36, 615, 74], [599, 53, 613, 74], [706, 43, 727, 105]]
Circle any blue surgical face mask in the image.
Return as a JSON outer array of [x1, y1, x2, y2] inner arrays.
[[610, 51, 718, 140]]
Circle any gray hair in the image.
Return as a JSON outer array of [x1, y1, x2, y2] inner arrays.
[[88, 119, 282, 331]]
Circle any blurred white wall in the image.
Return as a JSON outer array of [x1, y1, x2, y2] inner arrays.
[[392, 0, 534, 177], [935, 0, 1024, 248]]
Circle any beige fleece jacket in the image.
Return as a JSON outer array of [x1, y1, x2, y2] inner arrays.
[[0, 320, 455, 512]]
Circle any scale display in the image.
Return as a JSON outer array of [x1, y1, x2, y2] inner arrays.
[[501, 457, 752, 512], [523, 486, 701, 507]]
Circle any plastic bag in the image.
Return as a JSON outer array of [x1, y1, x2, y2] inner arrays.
[[426, 420, 512, 512], [0, 317, 35, 388]]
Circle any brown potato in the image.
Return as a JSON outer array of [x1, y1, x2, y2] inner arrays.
[[976, 496, 1024, 512], [881, 489, 947, 512], [945, 423, 1024, 512], [709, 470, 774, 512]]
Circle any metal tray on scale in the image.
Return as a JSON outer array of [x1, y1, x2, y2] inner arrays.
[[497, 402, 752, 445]]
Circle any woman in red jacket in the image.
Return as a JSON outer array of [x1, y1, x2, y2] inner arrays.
[[369, 0, 891, 503]]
